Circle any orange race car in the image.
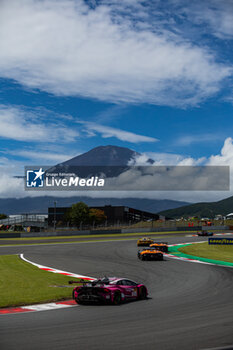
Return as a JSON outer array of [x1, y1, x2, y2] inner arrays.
[[149, 242, 168, 253], [137, 237, 154, 247], [138, 248, 164, 261]]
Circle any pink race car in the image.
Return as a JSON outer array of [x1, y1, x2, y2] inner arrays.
[[69, 277, 148, 305]]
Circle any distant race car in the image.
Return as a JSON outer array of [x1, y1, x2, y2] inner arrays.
[[69, 277, 148, 305], [149, 242, 168, 253], [197, 230, 213, 236], [137, 237, 154, 246], [138, 248, 164, 261]]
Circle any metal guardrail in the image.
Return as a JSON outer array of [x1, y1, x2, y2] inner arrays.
[[0, 215, 47, 226]]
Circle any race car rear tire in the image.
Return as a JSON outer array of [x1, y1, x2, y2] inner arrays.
[[73, 290, 80, 303], [74, 298, 82, 305], [113, 292, 122, 305], [138, 286, 147, 300]]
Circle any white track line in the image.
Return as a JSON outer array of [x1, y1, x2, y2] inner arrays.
[[20, 254, 95, 279]]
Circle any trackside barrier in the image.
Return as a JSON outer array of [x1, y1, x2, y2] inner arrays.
[[21, 230, 90, 238], [121, 226, 202, 233], [202, 225, 228, 230], [0, 233, 21, 238], [90, 229, 121, 234], [0, 225, 230, 238], [22, 227, 201, 237]]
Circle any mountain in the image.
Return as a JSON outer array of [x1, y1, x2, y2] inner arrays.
[[0, 196, 189, 215], [6, 145, 189, 214], [61, 145, 140, 166], [48, 145, 154, 177], [159, 195, 233, 219]]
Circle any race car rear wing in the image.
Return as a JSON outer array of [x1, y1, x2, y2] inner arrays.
[[151, 242, 168, 244], [69, 280, 91, 285], [69, 277, 110, 286], [138, 247, 162, 252]]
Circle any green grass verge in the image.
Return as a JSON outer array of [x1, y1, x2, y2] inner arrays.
[[0, 255, 81, 308], [178, 242, 233, 264]]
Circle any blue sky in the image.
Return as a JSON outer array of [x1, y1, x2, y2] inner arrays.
[[0, 0, 233, 200]]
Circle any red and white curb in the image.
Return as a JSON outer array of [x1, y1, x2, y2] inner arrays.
[[0, 254, 95, 316], [168, 241, 205, 247], [164, 253, 216, 266], [0, 300, 77, 315], [186, 232, 233, 237], [20, 254, 95, 280]]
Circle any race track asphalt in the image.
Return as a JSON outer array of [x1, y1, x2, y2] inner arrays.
[[0, 235, 233, 350]]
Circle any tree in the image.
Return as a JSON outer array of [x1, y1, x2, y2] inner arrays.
[[69, 202, 89, 227], [0, 214, 7, 220], [89, 208, 107, 225]]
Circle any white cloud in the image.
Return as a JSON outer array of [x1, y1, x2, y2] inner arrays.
[[0, 0, 231, 106], [176, 157, 206, 166], [9, 150, 76, 163], [79, 121, 158, 143], [128, 152, 184, 165], [208, 137, 233, 165], [0, 105, 79, 143], [176, 134, 223, 146], [0, 175, 25, 198], [129, 151, 206, 166], [146, 152, 184, 165], [184, 0, 233, 39], [128, 154, 154, 165]]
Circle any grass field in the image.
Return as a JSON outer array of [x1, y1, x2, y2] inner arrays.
[[0, 255, 81, 308], [179, 242, 233, 263]]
